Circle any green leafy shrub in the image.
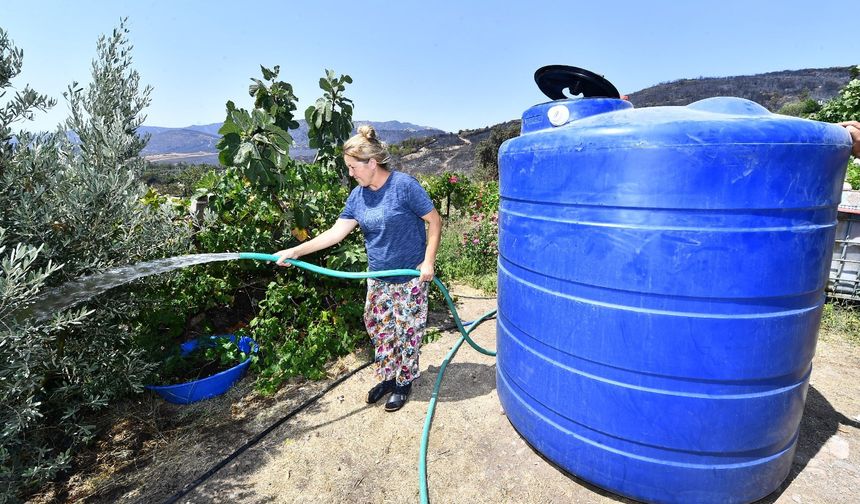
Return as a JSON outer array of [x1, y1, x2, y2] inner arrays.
[[141, 162, 222, 197], [811, 75, 860, 188], [192, 165, 368, 394], [419, 172, 475, 218], [459, 212, 499, 268], [199, 67, 368, 394], [436, 211, 499, 294], [846, 161, 860, 190], [433, 180, 500, 293], [128, 261, 242, 361], [812, 78, 860, 123], [306, 70, 354, 182], [249, 274, 365, 394], [0, 21, 192, 500], [0, 233, 94, 499], [776, 98, 821, 117]]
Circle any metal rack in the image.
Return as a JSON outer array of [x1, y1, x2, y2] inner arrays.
[[828, 192, 860, 300]]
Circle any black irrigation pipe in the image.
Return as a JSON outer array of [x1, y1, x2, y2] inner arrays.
[[161, 310, 498, 502], [161, 359, 374, 504], [448, 293, 498, 300]]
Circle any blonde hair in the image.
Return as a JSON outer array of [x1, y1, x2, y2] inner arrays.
[[343, 125, 392, 168]]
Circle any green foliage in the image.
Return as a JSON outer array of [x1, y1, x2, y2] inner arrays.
[[208, 65, 361, 259], [0, 233, 94, 498], [190, 66, 368, 394], [196, 158, 353, 257], [422, 328, 443, 345], [0, 21, 192, 500], [466, 180, 500, 214], [431, 180, 500, 294], [473, 124, 519, 181], [140, 162, 222, 197], [249, 275, 365, 395], [846, 161, 860, 190], [812, 78, 860, 123], [215, 67, 356, 238], [0, 29, 56, 145], [305, 70, 354, 181], [192, 163, 368, 394], [156, 336, 255, 385], [64, 20, 151, 167], [436, 210, 499, 294], [420, 172, 475, 218], [2, 18, 190, 278], [217, 64, 298, 192], [128, 262, 241, 363], [777, 98, 821, 117], [820, 301, 860, 345], [811, 76, 860, 188], [196, 167, 285, 253], [389, 136, 434, 157]]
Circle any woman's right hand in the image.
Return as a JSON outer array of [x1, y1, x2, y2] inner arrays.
[[273, 247, 300, 267]]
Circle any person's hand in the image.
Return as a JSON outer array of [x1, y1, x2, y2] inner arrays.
[[273, 247, 300, 267], [416, 261, 435, 282], [838, 121, 860, 157]]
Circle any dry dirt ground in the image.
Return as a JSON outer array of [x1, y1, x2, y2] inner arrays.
[[33, 285, 860, 504]]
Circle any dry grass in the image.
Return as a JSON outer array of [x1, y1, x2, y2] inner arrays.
[[820, 300, 860, 345]]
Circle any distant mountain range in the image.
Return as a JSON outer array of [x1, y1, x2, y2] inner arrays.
[[140, 120, 445, 165], [141, 66, 856, 171]]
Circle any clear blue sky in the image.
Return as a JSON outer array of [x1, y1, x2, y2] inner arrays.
[[3, 0, 855, 133]]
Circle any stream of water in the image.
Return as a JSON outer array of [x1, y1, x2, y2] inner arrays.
[[18, 253, 242, 323]]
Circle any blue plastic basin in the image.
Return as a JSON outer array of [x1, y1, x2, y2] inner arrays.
[[146, 335, 257, 404]]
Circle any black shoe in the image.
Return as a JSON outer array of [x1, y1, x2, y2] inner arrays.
[[366, 379, 395, 404], [385, 383, 412, 412]]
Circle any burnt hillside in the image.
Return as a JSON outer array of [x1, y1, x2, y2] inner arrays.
[[398, 66, 856, 177], [395, 120, 520, 176], [626, 66, 854, 110]]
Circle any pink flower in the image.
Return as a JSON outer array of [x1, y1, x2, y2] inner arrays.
[[449, 175, 459, 184], [472, 238, 480, 244]]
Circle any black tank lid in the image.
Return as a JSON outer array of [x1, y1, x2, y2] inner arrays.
[[534, 65, 620, 100]]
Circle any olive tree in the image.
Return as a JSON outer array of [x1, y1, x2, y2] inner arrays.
[[0, 21, 189, 500]]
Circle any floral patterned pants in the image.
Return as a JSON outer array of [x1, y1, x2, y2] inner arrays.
[[364, 277, 429, 385]]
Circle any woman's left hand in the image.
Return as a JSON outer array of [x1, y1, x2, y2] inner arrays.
[[417, 261, 435, 282], [839, 121, 860, 157]]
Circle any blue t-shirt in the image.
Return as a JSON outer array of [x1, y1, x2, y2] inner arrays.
[[340, 171, 435, 283]]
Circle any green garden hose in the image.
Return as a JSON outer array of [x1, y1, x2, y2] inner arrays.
[[238, 252, 497, 504]]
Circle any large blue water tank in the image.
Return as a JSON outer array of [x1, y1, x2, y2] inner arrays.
[[496, 90, 851, 503]]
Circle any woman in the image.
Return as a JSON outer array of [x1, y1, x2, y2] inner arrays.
[[273, 125, 442, 412]]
